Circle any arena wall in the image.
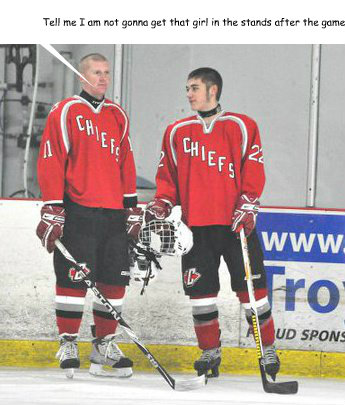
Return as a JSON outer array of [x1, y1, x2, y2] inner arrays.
[[1, 199, 344, 378]]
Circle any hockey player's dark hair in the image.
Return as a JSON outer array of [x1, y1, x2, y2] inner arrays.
[[188, 67, 223, 101], [79, 53, 108, 73]]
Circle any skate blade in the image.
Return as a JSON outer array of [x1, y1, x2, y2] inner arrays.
[[65, 368, 75, 379], [267, 372, 277, 382], [206, 371, 219, 378], [89, 363, 133, 378], [196, 365, 220, 379], [174, 374, 207, 391]]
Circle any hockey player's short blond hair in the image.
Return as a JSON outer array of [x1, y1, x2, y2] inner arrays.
[[79, 53, 108, 73]]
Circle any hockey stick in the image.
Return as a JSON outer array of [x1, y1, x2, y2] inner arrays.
[[239, 229, 298, 394], [55, 239, 206, 391]]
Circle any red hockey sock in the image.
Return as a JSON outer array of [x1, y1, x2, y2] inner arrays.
[[259, 317, 275, 346], [236, 288, 275, 345], [93, 283, 125, 337], [191, 295, 220, 350], [55, 286, 87, 335], [194, 319, 220, 350], [236, 288, 268, 302]]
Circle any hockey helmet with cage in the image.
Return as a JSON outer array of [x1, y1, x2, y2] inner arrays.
[[138, 218, 193, 256]]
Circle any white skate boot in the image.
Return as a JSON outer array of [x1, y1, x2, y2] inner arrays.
[[89, 334, 133, 378], [56, 334, 80, 379]]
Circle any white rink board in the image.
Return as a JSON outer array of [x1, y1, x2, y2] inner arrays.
[[0, 200, 240, 346], [1, 200, 345, 354]]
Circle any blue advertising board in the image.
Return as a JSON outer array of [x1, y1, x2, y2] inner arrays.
[[240, 207, 345, 352], [256, 209, 345, 263]]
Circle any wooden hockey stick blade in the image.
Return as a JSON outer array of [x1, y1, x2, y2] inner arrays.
[[260, 364, 298, 394], [263, 380, 298, 394], [173, 374, 207, 391]]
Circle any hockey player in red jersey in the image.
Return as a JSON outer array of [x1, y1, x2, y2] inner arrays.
[[145, 68, 280, 380], [36, 53, 136, 378]]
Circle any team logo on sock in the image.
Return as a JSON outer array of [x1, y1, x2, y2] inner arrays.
[[68, 263, 91, 282], [183, 268, 201, 287]]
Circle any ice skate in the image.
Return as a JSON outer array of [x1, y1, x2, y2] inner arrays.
[[89, 334, 133, 378], [262, 345, 280, 381], [194, 347, 221, 378], [56, 334, 80, 379]]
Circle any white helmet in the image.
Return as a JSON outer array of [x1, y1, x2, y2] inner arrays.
[[138, 219, 193, 256]]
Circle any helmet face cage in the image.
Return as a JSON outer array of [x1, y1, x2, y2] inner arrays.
[[139, 220, 176, 256]]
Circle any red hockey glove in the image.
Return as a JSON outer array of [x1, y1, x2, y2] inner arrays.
[[126, 207, 144, 241], [231, 194, 260, 237], [144, 199, 172, 223], [36, 205, 66, 253]]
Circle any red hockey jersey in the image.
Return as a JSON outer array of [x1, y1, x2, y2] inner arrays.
[[37, 95, 137, 209], [155, 111, 265, 226]]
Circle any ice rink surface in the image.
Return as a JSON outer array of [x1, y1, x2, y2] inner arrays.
[[1, 368, 344, 405]]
